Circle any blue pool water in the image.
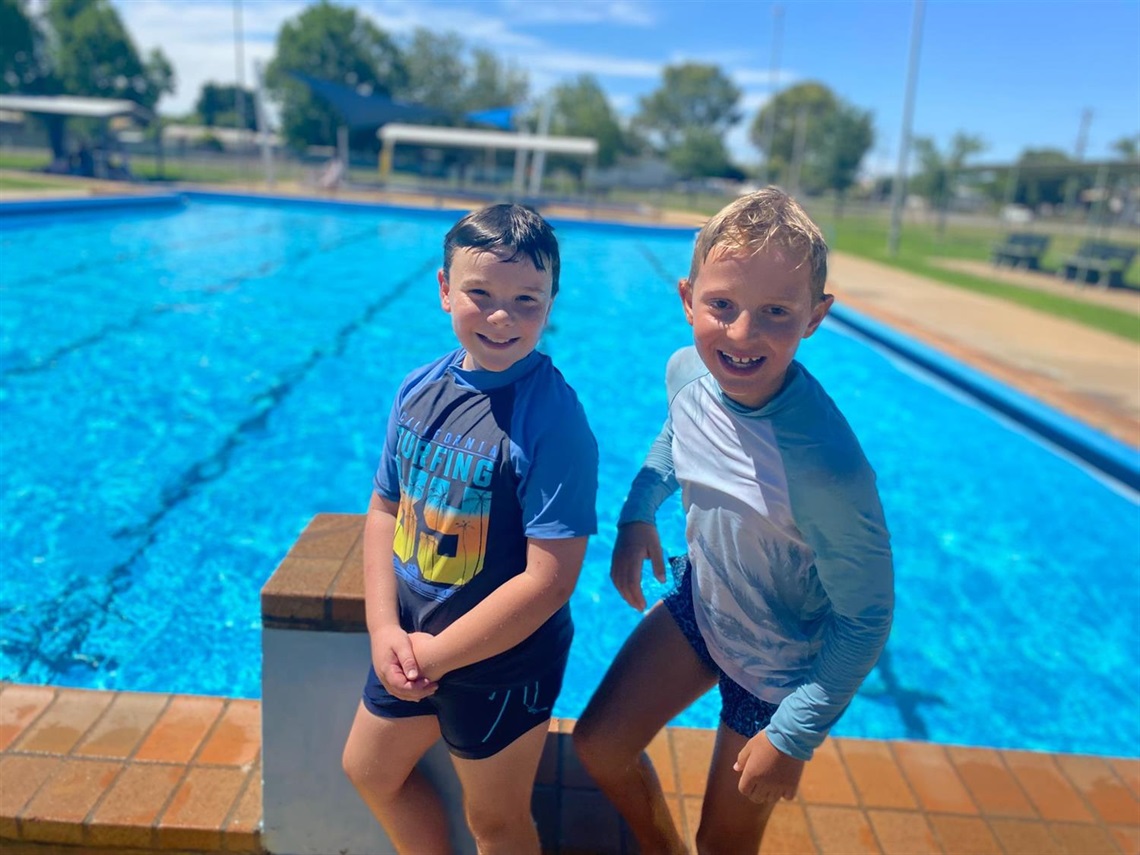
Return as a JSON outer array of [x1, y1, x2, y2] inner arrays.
[[2, 196, 1137, 758]]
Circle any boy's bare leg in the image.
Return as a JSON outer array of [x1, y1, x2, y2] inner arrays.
[[573, 603, 718, 855], [694, 723, 778, 855], [450, 718, 549, 854], [342, 702, 450, 855]]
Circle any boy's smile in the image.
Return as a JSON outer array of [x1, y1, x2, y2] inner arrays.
[[681, 245, 832, 409], [440, 247, 554, 372]]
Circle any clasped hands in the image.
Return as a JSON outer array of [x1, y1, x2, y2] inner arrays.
[[371, 625, 438, 701]]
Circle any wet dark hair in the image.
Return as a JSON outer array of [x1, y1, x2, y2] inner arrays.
[[442, 203, 561, 296]]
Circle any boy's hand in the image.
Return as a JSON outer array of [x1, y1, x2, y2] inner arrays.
[[407, 631, 447, 683], [733, 730, 805, 804], [371, 625, 436, 701], [610, 521, 666, 611]]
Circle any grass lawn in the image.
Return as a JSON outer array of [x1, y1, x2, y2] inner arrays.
[[812, 211, 1139, 343]]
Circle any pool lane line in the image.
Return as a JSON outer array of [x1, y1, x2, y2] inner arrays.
[[854, 646, 947, 741], [0, 224, 382, 378], [1, 256, 439, 682]]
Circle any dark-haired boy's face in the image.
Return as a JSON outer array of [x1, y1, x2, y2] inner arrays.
[[681, 245, 831, 409], [439, 248, 554, 372]]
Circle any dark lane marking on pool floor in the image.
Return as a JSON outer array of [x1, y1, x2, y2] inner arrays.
[[1, 226, 381, 377], [1, 256, 438, 682]]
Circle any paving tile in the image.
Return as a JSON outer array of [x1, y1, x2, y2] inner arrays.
[[0, 754, 62, 838], [155, 765, 247, 851], [664, 791, 687, 848], [1110, 758, 1140, 800], [20, 758, 122, 845], [287, 513, 362, 561], [866, 809, 941, 854], [891, 740, 977, 815], [223, 767, 263, 852], [134, 695, 225, 764], [760, 801, 818, 854], [946, 745, 1037, 817], [1054, 753, 1140, 825], [85, 762, 184, 849], [260, 556, 343, 622], [805, 805, 882, 854], [196, 700, 261, 767], [1002, 749, 1095, 823], [560, 786, 624, 854], [73, 691, 168, 759], [1109, 823, 1140, 854], [328, 535, 367, 625], [671, 726, 715, 796], [0, 684, 56, 752], [647, 728, 677, 795], [987, 818, 1064, 854], [926, 814, 1002, 855], [1048, 821, 1121, 855], [836, 739, 917, 809], [680, 795, 701, 852], [12, 689, 113, 755], [799, 738, 858, 806]]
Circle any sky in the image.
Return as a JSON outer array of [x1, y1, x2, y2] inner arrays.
[[112, 0, 1140, 174]]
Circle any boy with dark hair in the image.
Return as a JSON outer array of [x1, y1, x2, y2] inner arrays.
[[574, 187, 894, 854], [343, 203, 597, 854]]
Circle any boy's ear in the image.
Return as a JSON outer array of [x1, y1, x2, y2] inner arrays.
[[678, 278, 695, 325], [803, 293, 834, 339], [438, 268, 451, 313]]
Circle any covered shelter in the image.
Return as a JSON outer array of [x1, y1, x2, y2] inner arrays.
[[377, 123, 599, 196], [0, 94, 151, 178]]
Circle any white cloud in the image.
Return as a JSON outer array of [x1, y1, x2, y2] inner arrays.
[[499, 0, 656, 26]]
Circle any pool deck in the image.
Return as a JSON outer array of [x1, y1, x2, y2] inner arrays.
[[1, 185, 1138, 853]]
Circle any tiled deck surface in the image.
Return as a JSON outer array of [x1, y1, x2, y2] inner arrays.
[[2, 680, 1139, 853]]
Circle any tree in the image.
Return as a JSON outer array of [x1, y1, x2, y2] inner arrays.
[[547, 74, 625, 183], [668, 127, 734, 179], [45, 0, 173, 110], [749, 81, 874, 203], [1111, 134, 1139, 162], [1014, 148, 1074, 208], [0, 0, 51, 94], [194, 82, 258, 130], [401, 28, 467, 120], [265, 0, 406, 151], [635, 62, 741, 155], [911, 132, 986, 233], [462, 48, 527, 114]]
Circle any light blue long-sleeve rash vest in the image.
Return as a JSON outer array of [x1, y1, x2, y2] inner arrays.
[[619, 347, 894, 761]]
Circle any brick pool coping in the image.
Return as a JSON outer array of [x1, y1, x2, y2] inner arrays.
[[4, 513, 1138, 854]]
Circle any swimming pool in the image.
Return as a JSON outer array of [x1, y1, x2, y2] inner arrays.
[[2, 195, 1137, 758]]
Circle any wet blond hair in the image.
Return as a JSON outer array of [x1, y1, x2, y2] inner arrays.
[[688, 186, 828, 303]]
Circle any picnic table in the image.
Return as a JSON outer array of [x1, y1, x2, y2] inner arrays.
[[1058, 241, 1137, 289], [991, 233, 1050, 269]]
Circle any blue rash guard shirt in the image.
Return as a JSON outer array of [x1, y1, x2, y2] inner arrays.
[[375, 347, 598, 689], [619, 347, 894, 760]]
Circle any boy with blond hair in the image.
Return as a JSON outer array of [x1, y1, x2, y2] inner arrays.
[[343, 203, 597, 854], [574, 187, 893, 853]]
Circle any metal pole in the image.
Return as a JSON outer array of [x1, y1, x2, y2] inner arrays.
[[233, 0, 247, 157], [887, 0, 925, 257], [759, 4, 783, 186]]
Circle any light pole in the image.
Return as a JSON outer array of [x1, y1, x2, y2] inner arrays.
[[234, 0, 248, 154], [759, 4, 783, 187], [887, 0, 925, 257]]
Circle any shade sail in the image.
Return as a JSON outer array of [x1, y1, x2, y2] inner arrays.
[[0, 95, 150, 120], [288, 72, 446, 129]]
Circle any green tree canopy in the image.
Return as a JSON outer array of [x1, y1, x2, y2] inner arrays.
[[195, 82, 258, 130], [45, 0, 173, 110], [635, 62, 741, 154], [462, 48, 527, 114], [548, 74, 625, 174], [265, 0, 406, 150], [0, 0, 51, 94], [749, 81, 873, 199], [1111, 134, 1139, 162], [668, 126, 735, 179], [912, 131, 986, 232], [400, 29, 467, 119]]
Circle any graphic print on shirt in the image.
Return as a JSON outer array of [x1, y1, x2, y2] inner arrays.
[[391, 408, 503, 599]]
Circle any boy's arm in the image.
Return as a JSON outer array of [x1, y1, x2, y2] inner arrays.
[[362, 492, 436, 700], [765, 471, 894, 761], [409, 536, 588, 679]]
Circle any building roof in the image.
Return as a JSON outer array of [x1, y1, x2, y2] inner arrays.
[[377, 123, 598, 157], [0, 95, 150, 120]]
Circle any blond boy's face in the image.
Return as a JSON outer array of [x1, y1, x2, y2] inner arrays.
[[680, 245, 832, 409], [439, 247, 554, 372]]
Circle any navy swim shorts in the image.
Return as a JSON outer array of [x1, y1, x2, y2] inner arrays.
[[362, 646, 569, 760], [662, 555, 781, 738]]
